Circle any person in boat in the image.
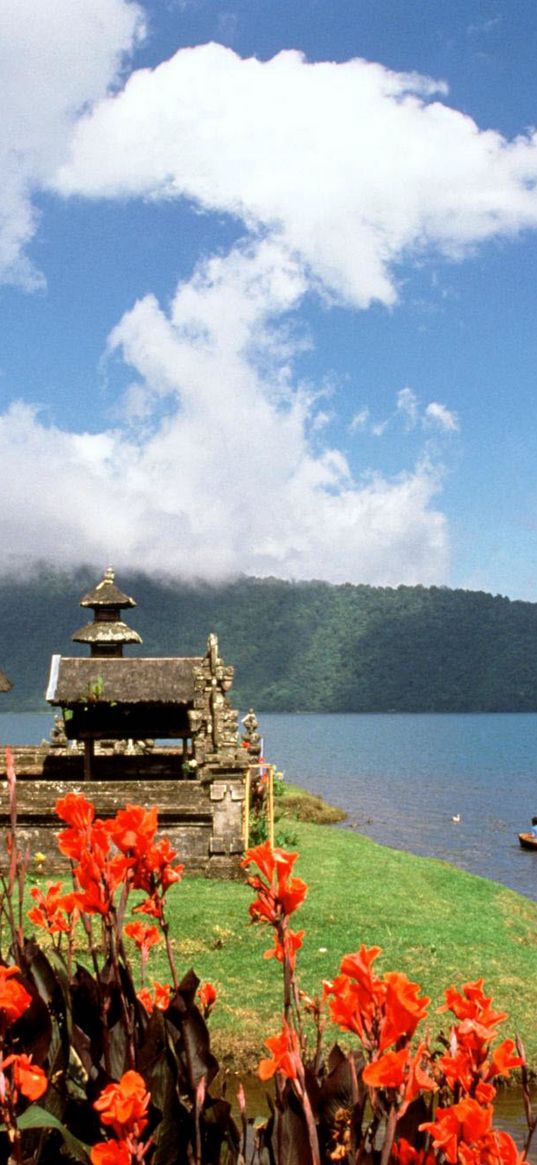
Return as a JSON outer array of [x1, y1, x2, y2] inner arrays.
[[531, 817, 537, 839]]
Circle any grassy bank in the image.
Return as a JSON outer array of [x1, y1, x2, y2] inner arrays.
[[154, 818, 537, 1072]]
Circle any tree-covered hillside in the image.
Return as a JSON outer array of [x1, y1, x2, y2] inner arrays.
[[1, 567, 536, 712]]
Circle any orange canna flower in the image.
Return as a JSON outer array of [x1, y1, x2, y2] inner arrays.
[[28, 881, 73, 935], [438, 1046, 476, 1094], [3, 1053, 48, 1101], [153, 981, 172, 1011], [363, 1047, 410, 1090], [380, 971, 430, 1050], [440, 980, 507, 1041], [90, 1141, 132, 1165], [339, 944, 382, 986], [421, 1098, 493, 1164], [73, 851, 130, 917], [124, 921, 161, 957], [197, 982, 217, 1016], [136, 987, 154, 1014], [258, 1021, 301, 1082], [93, 1070, 150, 1139], [243, 842, 307, 926], [362, 1042, 436, 1103], [487, 1038, 524, 1081], [391, 1139, 436, 1165], [0, 966, 32, 1024], [137, 981, 172, 1014], [263, 928, 304, 971], [107, 805, 159, 855]]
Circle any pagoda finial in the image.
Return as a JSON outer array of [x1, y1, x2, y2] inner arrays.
[[72, 568, 142, 657]]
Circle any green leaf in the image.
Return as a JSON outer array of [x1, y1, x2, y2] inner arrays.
[[16, 1104, 91, 1162]]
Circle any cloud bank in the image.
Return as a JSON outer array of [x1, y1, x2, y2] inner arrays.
[[0, 240, 448, 583], [55, 42, 537, 307], [0, 0, 144, 287], [4, 24, 536, 584]]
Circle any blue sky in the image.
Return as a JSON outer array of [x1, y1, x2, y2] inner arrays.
[[1, 1, 537, 598]]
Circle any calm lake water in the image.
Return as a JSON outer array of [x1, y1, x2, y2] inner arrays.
[[3, 709, 537, 901], [260, 712, 537, 903]]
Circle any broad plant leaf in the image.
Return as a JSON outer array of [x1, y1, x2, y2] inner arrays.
[[15, 1104, 91, 1162], [166, 970, 219, 1089]]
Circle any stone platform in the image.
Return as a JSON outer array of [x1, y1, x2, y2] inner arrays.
[[0, 749, 246, 877]]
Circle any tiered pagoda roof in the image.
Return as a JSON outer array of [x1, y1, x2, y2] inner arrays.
[[72, 567, 142, 657]]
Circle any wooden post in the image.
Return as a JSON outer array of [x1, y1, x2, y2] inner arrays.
[[83, 738, 94, 781], [243, 766, 251, 849], [267, 765, 275, 847]]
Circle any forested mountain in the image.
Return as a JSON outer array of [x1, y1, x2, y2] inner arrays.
[[1, 567, 537, 713]]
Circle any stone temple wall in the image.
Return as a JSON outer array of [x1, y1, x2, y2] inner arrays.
[[0, 750, 246, 877]]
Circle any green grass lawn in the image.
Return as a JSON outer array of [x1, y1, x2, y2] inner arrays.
[[146, 820, 537, 1072]]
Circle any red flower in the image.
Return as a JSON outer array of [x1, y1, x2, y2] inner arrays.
[[380, 971, 430, 1050], [421, 1099, 493, 1164], [242, 841, 307, 926], [90, 1142, 132, 1165], [107, 805, 158, 856], [487, 1038, 523, 1081], [55, 793, 100, 860], [263, 928, 304, 971], [391, 1139, 436, 1165], [124, 921, 161, 958], [129, 836, 184, 910], [326, 946, 430, 1058], [440, 980, 507, 1042], [137, 981, 172, 1014], [93, 1070, 150, 1139], [55, 791, 95, 829], [27, 881, 73, 935], [363, 1047, 410, 1090], [0, 966, 31, 1024], [3, 1053, 48, 1100], [197, 982, 217, 1016], [363, 1042, 436, 1104], [136, 987, 154, 1014], [73, 851, 130, 917], [258, 1022, 301, 1082]]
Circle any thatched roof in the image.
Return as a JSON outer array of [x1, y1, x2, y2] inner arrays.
[[72, 621, 142, 647], [80, 568, 137, 610], [47, 656, 203, 706]]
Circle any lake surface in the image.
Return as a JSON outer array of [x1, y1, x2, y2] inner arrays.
[[260, 712, 537, 903], [2, 711, 537, 901]]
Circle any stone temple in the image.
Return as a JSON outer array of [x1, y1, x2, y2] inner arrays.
[[0, 569, 259, 876]]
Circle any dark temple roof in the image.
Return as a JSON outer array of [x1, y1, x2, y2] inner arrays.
[[47, 656, 203, 706], [79, 568, 137, 610], [72, 621, 142, 647]]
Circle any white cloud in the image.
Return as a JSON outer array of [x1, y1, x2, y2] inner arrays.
[[349, 409, 370, 433], [55, 42, 537, 307], [0, 0, 144, 286], [0, 242, 449, 585], [425, 402, 459, 431], [352, 388, 459, 440], [397, 387, 419, 429]]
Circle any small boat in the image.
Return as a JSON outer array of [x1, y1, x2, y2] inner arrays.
[[518, 832, 537, 851]]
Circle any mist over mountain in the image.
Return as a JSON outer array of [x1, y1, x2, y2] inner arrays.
[[0, 568, 535, 714]]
